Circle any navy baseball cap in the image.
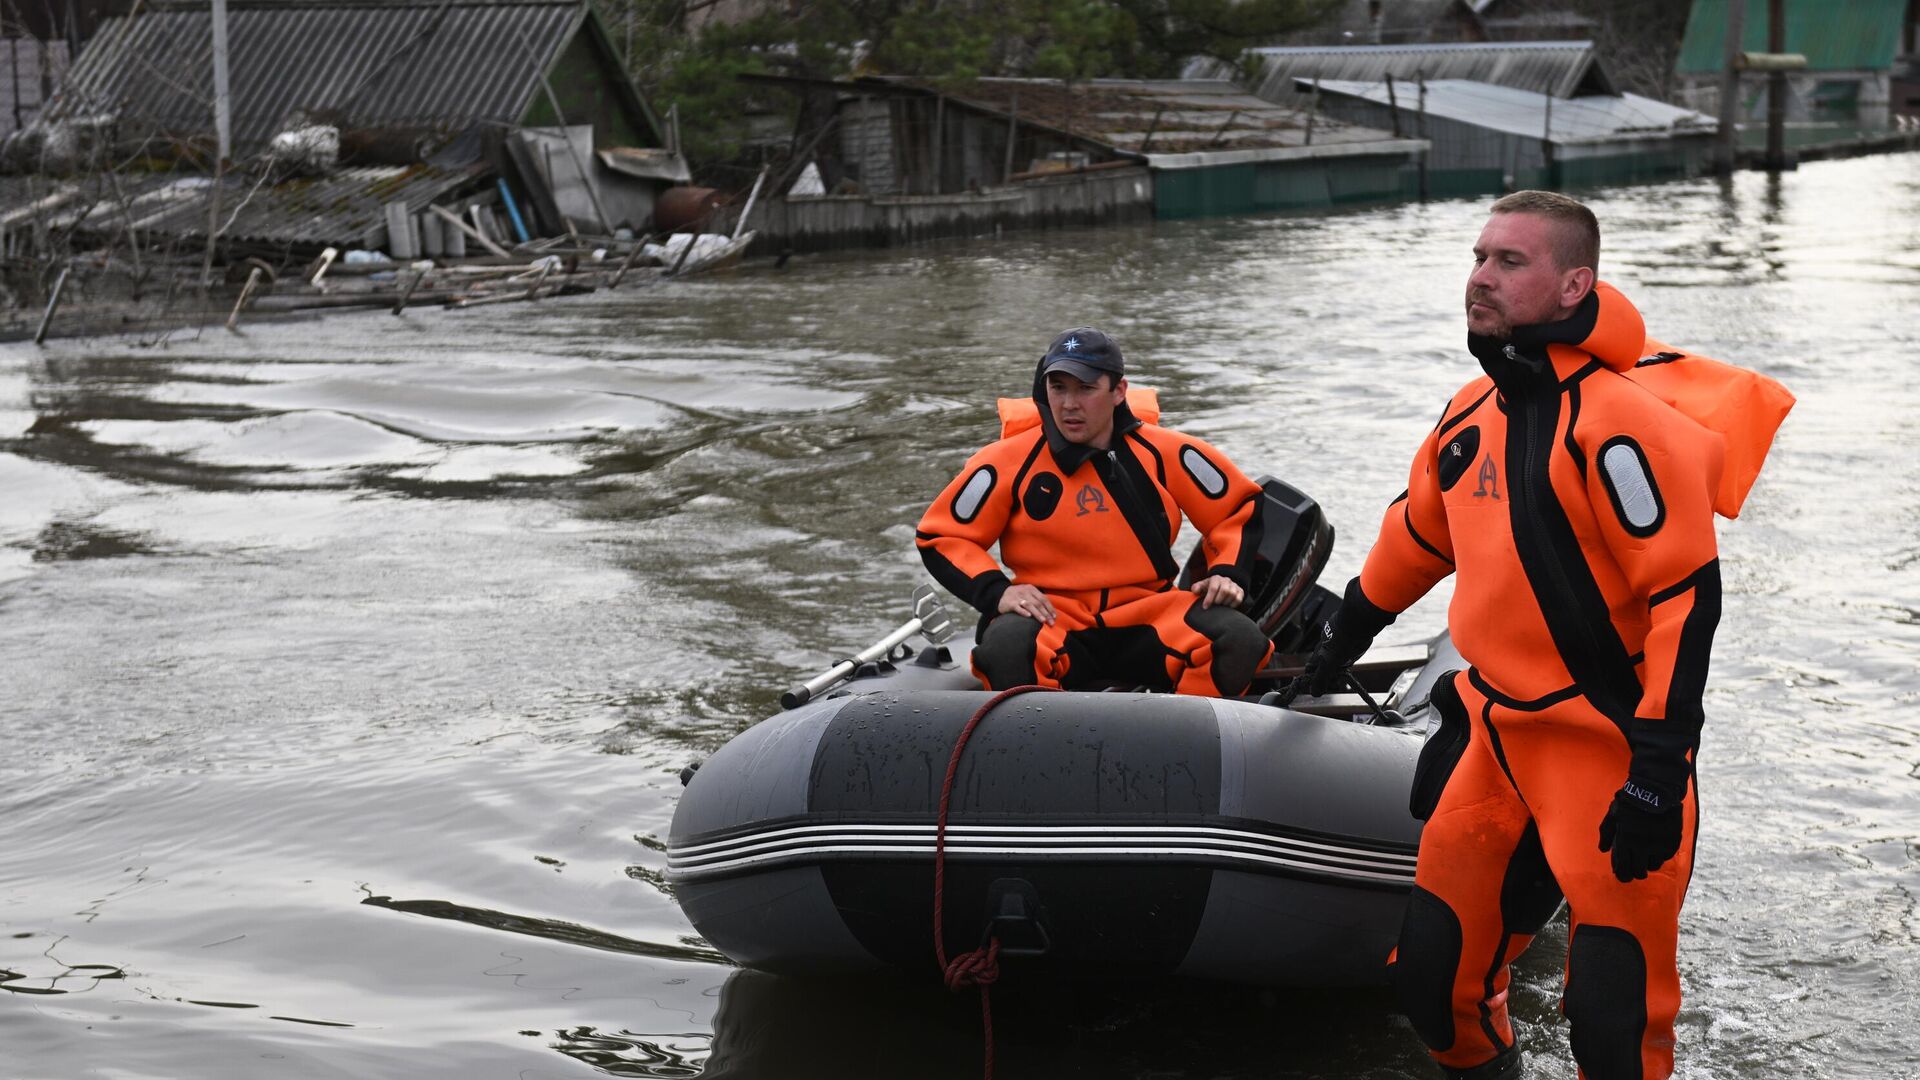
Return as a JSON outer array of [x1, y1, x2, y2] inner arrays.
[[1041, 327, 1124, 384]]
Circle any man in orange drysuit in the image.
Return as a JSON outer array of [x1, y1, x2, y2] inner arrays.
[[1300, 192, 1748, 1080], [917, 327, 1273, 697]]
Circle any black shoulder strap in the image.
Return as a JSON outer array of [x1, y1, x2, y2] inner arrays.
[[1007, 432, 1049, 516]]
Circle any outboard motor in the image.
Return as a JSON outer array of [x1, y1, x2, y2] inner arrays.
[[1178, 476, 1334, 648]]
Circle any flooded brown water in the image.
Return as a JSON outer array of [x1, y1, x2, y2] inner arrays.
[[3, 153, 1917, 1079]]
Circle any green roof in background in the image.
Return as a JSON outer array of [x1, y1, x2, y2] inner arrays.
[[1677, 0, 1907, 74]]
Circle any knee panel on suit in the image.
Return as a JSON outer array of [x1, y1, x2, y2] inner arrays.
[[1182, 603, 1270, 695], [1563, 924, 1649, 1080], [973, 615, 1043, 689], [1392, 885, 1464, 1052]]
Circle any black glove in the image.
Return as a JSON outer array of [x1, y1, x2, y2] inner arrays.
[[1298, 577, 1396, 698], [1597, 784, 1683, 881], [1597, 716, 1696, 882]]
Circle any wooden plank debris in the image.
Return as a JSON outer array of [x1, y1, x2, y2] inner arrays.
[[438, 204, 510, 258], [391, 266, 427, 315], [227, 266, 263, 331]]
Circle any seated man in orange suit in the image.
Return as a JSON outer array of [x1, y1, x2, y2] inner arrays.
[[916, 327, 1272, 697]]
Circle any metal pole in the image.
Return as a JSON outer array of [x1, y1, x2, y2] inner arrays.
[[210, 0, 231, 163], [201, 0, 232, 286], [1542, 90, 1554, 185], [8, 1, 22, 135], [1385, 73, 1401, 137], [931, 93, 944, 195], [34, 263, 69, 344], [1417, 74, 1428, 142], [1002, 89, 1020, 182], [1418, 74, 1430, 199], [1766, 0, 1788, 170], [1716, 0, 1748, 173], [1304, 80, 1319, 145], [201, 159, 223, 284]]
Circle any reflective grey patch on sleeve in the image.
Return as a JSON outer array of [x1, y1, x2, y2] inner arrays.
[[1180, 446, 1228, 498], [1600, 439, 1663, 536], [952, 465, 996, 524]]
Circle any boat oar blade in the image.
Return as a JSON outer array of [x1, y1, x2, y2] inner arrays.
[[912, 584, 956, 646], [920, 608, 955, 645]]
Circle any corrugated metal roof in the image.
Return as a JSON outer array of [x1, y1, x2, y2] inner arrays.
[[1190, 40, 1616, 102], [1, 38, 68, 138], [1308, 78, 1717, 143], [57, 1, 583, 150], [52, 162, 485, 246], [940, 78, 1413, 157], [1676, 0, 1906, 74]]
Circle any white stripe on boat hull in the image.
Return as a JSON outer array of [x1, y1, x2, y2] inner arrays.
[[667, 824, 1417, 886]]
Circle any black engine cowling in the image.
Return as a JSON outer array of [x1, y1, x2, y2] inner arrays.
[[1177, 475, 1334, 648]]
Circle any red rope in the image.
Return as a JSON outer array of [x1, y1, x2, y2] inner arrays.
[[933, 684, 1058, 1080]]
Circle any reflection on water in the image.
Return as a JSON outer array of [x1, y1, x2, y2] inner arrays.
[[360, 895, 725, 965], [700, 967, 1451, 1080], [1, 154, 1917, 1079], [549, 1025, 709, 1079], [0, 957, 127, 996]]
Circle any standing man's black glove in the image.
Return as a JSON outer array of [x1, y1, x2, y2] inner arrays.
[[1597, 716, 1697, 882], [1297, 578, 1397, 698]]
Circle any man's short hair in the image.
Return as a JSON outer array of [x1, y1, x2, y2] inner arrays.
[[1490, 190, 1600, 275]]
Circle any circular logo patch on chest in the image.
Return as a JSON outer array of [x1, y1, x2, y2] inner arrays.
[[1023, 472, 1064, 520]]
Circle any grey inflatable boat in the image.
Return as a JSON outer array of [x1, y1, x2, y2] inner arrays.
[[666, 479, 1466, 986]]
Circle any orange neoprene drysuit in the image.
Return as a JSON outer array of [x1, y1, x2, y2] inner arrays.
[[916, 363, 1274, 696], [1353, 282, 1792, 1080]]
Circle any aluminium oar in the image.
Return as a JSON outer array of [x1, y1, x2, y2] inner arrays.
[[781, 585, 956, 710]]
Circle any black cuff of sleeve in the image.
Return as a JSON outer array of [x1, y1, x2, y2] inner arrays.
[[973, 574, 1012, 616], [1625, 715, 1698, 806], [1206, 565, 1251, 592], [1337, 577, 1397, 642]]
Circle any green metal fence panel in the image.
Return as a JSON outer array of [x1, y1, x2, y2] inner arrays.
[[1154, 164, 1257, 219], [1425, 168, 1507, 198], [1325, 159, 1409, 205], [1252, 162, 1333, 211], [1155, 156, 1424, 219], [1677, 0, 1905, 74]]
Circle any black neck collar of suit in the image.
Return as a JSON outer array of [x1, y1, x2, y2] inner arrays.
[[1468, 290, 1600, 394]]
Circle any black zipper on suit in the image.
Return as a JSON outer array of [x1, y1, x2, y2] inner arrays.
[[1098, 447, 1181, 583], [1496, 342, 1641, 723]]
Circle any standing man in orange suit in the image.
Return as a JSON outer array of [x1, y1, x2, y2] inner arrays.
[[1300, 192, 1790, 1080]]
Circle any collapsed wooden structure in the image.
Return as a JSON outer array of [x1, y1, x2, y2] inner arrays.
[[1, 0, 730, 339]]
